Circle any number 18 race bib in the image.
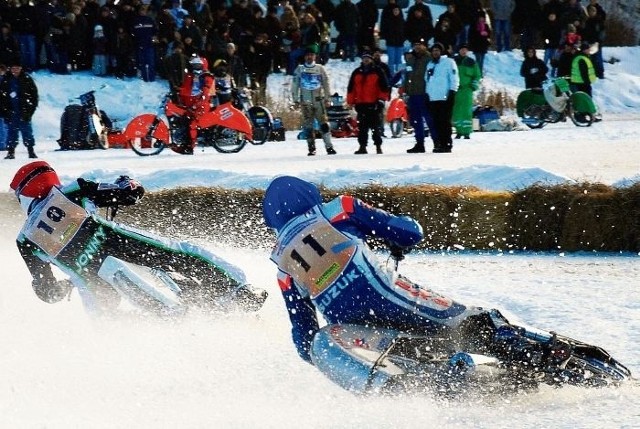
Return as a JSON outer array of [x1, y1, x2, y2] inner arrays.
[[21, 187, 89, 257]]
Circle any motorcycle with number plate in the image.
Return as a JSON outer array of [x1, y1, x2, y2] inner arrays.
[[309, 249, 633, 397], [124, 93, 253, 156]]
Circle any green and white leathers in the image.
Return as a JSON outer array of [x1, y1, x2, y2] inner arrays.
[[292, 55, 335, 154], [452, 53, 482, 137]]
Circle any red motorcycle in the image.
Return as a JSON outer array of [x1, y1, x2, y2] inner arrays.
[[124, 93, 253, 156], [385, 90, 412, 138]]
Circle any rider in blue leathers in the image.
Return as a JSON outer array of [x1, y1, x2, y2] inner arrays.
[[263, 176, 492, 363]]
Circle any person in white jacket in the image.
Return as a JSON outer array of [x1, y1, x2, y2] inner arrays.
[[425, 42, 459, 153]]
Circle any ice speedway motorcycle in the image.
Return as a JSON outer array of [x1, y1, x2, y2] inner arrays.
[[123, 92, 254, 156], [79, 205, 266, 318], [516, 77, 599, 129], [310, 249, 632, 397]]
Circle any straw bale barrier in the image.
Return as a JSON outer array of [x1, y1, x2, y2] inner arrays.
[[113, 183, 640, 253]]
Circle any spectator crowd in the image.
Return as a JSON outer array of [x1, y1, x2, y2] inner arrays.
[[0, 0, 611, 156]]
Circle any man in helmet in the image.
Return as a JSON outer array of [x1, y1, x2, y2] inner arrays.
[[570, 41, 597, 97], [173, 55, 215, 154], [11, 161, 267, 316], [262, 175, 565, 368]]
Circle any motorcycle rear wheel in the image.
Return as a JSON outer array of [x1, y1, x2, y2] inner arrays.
[[211, 126, 249, 153], [248, 106, 272, 145]]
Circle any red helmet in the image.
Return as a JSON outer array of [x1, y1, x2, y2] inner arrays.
[[10, 161, 61, 199]]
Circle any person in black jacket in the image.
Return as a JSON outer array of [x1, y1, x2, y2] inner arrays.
[[0, 58, 38, 159], [10, 161, 268, 316], [520, 47, 548, 89]]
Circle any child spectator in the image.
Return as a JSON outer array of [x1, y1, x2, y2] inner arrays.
[[92, 25, 108, 76]]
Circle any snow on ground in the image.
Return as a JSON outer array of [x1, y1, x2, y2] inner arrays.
[[0, 47, 639, 429]]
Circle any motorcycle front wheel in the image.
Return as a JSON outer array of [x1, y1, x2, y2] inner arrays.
[[210, 126, 249, 153], [569, 108, 594, 127], [389, 118, 404, 138], [89, 113, 109, 149]]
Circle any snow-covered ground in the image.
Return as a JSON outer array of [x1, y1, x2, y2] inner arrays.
[[0, 47, 639, 428]]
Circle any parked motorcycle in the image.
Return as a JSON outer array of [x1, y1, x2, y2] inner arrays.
[[124, 93, 253, 156], [58, 90, 110, 150], [517, 77, 599, 129]]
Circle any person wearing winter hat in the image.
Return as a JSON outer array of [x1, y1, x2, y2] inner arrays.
[[570, 41, 597, 96], [346, 51, 390, 154], [425, 42, 459, 153], [292, 46, 337, 156], [0, 57, 39, 159]]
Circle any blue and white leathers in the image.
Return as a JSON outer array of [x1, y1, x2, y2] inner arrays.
[[264, 176, 478, 363]]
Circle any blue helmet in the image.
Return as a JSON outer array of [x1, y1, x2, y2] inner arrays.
[[263, 176, 322, 230]]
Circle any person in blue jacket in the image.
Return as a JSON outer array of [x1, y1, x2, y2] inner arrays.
[[263, 175, 498, 363]]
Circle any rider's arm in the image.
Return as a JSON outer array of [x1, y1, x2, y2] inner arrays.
[[17, 238, 69, 303], [64, 177, 145, 208], [329, 195, 423, 247], [278, 270, 319, 363]]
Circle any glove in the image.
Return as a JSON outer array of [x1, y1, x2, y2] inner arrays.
[[115, 175, 145, 204], [388, 243, 410, 261], [448, 90, 457, 101], [32, 278, 73, 303], [376, 99, 386, 111]]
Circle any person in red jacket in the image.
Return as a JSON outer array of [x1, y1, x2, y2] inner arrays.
[[346, 51, 390, 154], [173, 55, 215, 154]]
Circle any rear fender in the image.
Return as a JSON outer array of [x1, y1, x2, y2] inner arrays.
[[516, 89, 546, 117], [198, 103, 253, 140], [570, 91, 597, 114]]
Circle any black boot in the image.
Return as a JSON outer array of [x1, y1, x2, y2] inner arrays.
[[406, 144, 425, 153], [4, 147, 15, 159], [27, 146, 38, 159], [354, 145, 367, 154], [375, 145, 383, 154]]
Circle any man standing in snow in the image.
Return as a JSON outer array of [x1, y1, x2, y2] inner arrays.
[[425, 42, 459, 153], [570, 42, 597, 97], [0, 58, 39, 159], [291, 46, 337, 156], [452, 44, 481, 140], [346, 51, 390, 154]]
